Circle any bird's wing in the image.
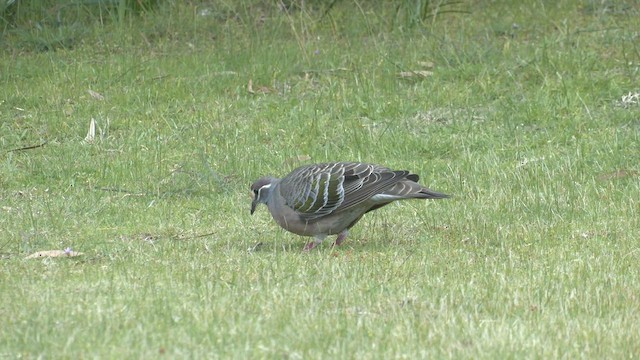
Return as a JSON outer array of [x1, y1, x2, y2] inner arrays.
[[337, 162, 409, 211], [279, 162, 407, 219], [279, 163, 345, 219]]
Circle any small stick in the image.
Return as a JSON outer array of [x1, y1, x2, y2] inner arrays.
[[7, 141, 48, 153]]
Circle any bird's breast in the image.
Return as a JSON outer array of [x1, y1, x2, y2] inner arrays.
[[267, 199, 363, 237]]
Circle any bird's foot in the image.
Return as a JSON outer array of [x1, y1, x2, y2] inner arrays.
[[332, 230, 349, 246], [303, 241, 319, 251], [304, 235, 327, 251]]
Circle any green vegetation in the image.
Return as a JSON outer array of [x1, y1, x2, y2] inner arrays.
[[1, 0, 639, 358]]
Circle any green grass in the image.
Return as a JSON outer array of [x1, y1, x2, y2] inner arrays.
[[1, 0, 640, 358]]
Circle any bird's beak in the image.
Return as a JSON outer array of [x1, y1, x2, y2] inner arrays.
[[250, 198, 258, 215]]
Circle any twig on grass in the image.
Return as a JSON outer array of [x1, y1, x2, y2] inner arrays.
[[93, 186, 147, 196], [179, 232, 217, 240], [6, 141, 48, 153]]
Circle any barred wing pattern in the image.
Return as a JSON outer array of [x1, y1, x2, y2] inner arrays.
[[279, 163, 346, 218], [279, 162, 411, 220]]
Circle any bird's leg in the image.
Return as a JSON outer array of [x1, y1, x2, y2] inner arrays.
[[303, 235, 326, 251], [303, 241, 318, 251], [333, 230, 349, 246]]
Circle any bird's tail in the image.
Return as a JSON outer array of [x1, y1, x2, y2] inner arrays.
[[417, 188, 450, 199]]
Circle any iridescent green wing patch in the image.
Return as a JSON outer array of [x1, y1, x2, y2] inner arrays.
[[281, 163, 346, 219]]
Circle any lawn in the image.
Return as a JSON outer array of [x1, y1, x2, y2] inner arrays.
[[1, 0, 639, 358]]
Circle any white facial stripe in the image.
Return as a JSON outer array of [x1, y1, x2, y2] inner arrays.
[[256, 183, 272, 201]]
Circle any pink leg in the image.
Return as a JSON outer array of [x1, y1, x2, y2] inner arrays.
[[303, 241, 318, 251], [333, 230, 349, 246], [303, 236, 325, 251]]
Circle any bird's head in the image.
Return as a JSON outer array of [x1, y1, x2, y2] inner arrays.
[[250, 177, 277, 214]]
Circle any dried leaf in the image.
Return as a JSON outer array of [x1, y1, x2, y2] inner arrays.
[[516, 156, 545, 168], [247, 79, 254, 93], [398, 70, 433, 79], [417, 61, 435, 69], [84, 118, 97, 143], [618, 92, 640, 107], [25, 249, 84, 259], [247, 79, 275, 94], [88, 89, 105, 100], [213, 71, 238, 76]]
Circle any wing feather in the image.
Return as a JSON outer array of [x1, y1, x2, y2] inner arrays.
[[279, 162, 414, 219], [275, 162, 448, 221], [280, 163, 346, 219]]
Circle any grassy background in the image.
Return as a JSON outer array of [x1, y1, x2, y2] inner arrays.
[[1, 0, 639, 358]]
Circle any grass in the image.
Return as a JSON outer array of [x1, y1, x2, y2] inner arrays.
[[1, 0, 640, 358]]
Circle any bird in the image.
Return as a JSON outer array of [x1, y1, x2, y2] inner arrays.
[[250, 162, 450, 251]]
